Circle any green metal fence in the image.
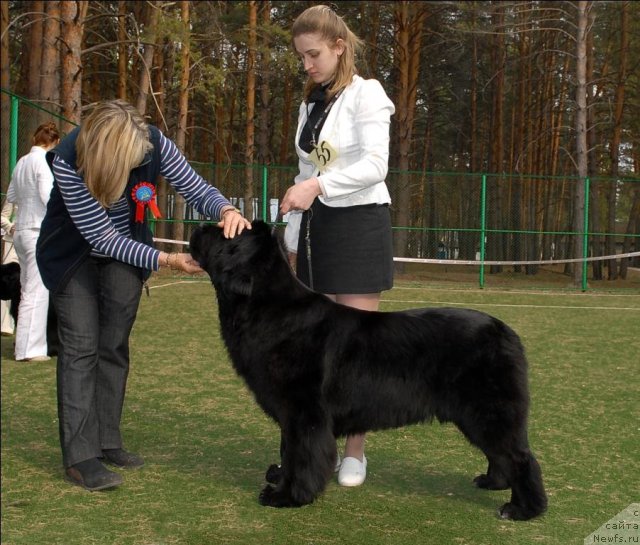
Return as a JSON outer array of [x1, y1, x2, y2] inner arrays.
[[2, 89, 639, 292]]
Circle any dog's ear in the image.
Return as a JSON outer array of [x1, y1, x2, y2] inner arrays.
[[250, 219, 271, 234], [217, 232, 262, 295]]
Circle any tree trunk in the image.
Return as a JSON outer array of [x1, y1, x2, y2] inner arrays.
[[117, 1, 127, 100], [277, 76, 293, 166], [40, 0, 61, 109], [470, 9, 478, 173], [60, 0, 88, 130], [1, 0, 9, 195], [136, 1, 160, 115], [256, 2, 272, 217], [392, 1, 427, 260], [606, 1, 629, 280], [256, 2, 271, 167], [511, 8, 527, 273], [172, 0, 190, 251], [27, 1, 44, 100], [244, 1, 257, 220], [548, 48, 571, 265], [365, 3, 380, 78], [573, 1, 590, 287], [153, 37, 169, 249], [488, 3, 505, 273], [586, 21, 602, 280]]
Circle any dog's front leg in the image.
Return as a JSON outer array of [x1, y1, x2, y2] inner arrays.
[[259, 413, 336, 508], [265, 430, 287, 485]]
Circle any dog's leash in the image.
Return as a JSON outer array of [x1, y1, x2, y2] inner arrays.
[[270, 212, 283, 235], [271, 208, 314, 291], [304, 208, 314, 290]]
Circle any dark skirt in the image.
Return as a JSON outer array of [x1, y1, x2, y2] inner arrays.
[[296, 199, 393, 294]]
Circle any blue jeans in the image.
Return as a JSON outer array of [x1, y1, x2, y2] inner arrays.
[[52, 257, 143, 467]]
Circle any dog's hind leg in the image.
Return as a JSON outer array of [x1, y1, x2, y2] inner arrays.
[[456, 416, 547, 520], [498, 450, 547, 520], [473, 455, 510, 490], [259, 411, 336, 508]]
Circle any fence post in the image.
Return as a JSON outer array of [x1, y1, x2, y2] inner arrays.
[[479, 173, 487, 288], [9, 95, 19, 176], [582, 176, 590, 292], [262, 165, 268, 222]]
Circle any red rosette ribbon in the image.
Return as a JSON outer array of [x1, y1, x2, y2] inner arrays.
[[131, 182, 162, 223]]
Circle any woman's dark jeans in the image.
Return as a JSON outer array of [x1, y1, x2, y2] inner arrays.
[[52, 257, 143, 468]]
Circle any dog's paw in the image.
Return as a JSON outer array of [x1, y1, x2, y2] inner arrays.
[[265, 464, 283, 485], [258, 485, 302, 508], [498, 502, 531, 521], [259, 485, 276, 506], [474, 473, 509, 490], [498, 499, 547, 521]]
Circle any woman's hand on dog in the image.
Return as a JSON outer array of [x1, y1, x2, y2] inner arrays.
[[160, 252, 205, 274], [218, 207, 252, 239]]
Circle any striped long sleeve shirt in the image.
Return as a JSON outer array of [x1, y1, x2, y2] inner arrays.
[[51, 131, 231, 271]]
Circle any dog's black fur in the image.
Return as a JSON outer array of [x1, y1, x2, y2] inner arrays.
[[0, 261, 21, 324], [189, 220, 547, 520], [0, 261, 59, 356]]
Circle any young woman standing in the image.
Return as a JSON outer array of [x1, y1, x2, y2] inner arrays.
[[7, 122, 60, 361], [280, 5, 395, 487]]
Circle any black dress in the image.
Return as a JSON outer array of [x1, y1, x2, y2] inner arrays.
[[295, 84, 393, 295]]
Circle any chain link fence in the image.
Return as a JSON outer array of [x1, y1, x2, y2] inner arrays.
[[2, 89, 639, 291]]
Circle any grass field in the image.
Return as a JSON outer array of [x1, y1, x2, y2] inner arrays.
[[2, 274, 639, 545]]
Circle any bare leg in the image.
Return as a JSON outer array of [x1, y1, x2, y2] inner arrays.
[[344, 433, 366, 461], [327, 293, 381, 467]]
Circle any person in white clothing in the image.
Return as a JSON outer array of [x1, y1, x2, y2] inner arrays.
[[1, 200, 19, 335], [280, 5, 395, 488], [6, 122, 60, 361]]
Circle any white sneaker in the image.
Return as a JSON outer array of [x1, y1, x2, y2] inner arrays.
[[338, 455, 367, 487]]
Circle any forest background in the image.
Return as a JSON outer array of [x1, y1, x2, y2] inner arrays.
[[1, 0, 639, 285]]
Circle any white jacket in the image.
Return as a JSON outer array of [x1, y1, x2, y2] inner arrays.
[[7, 146, 54, 230], [284, 75, 395, 251]]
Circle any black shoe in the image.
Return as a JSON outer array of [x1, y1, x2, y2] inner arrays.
[[101, 448, 144, 469], [65, 458, 123, 491]]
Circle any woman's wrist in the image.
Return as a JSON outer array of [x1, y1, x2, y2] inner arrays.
[[310, 177, 324, 198], [220, 206, 241, 221], [159, 251, 180, 270]]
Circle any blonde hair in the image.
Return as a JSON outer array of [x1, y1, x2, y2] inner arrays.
[[292, 5, 363, 102], [76, 100, 153, 207]]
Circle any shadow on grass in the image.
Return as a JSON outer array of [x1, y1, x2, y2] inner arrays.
[[135, 403, 503, 515]]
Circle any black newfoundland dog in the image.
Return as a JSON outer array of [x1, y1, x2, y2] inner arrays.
[[0, 262, 21, 323], [0, 261, 59, 356], [189, 220, 547, 520]]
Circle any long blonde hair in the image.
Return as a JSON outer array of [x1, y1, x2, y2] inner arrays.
[[292, 5, 363, 102], [76, 100, 153, 207]]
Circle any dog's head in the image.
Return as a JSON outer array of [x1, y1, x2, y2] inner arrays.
[[189, 220, 281, 296]]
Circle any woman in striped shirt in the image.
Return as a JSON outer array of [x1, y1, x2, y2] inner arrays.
[[37, 100, 251, 491]]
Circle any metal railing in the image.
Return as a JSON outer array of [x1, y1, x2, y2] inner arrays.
[[2, 88, 639, 292]]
